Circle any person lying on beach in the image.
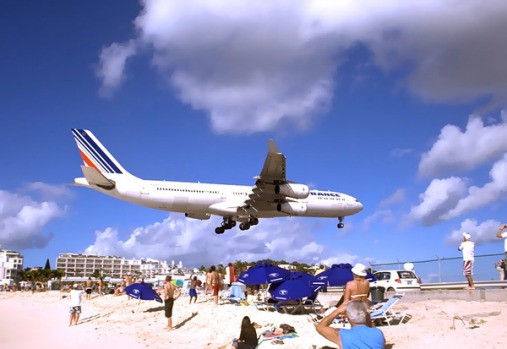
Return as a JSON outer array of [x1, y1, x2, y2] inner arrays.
[[316, 300, 384, 349]]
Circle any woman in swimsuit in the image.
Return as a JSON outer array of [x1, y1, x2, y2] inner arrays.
[[333, 263, 372, 326], [336, 263, 370, 311]]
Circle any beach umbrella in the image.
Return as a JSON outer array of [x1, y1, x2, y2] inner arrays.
[[269, 272, 320, 301], [237, 262, 290, 285], [312, 263, 376, 287], [125, 282, 163, 303], [171, 279, 184, 287]]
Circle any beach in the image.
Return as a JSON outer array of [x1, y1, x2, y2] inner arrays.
[[1, 290, 506, 348]]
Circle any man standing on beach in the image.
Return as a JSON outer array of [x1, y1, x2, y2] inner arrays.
[[209, 265, 220, 305], [496, 224, 507, 263], [316, 300, 385, 348], [69, 284, 85, 326], [164, 276, 181, 331], [458, 232, 475, 290]]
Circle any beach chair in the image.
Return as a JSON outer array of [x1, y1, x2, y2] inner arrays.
[[307, 307, 351, 329], [220, 283, 246, 304], [370, 293, 407, 326]]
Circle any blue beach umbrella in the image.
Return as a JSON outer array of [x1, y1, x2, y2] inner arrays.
[[171, 279, 184, 287], [237, 262, 291, 285], [269, 272, 320, 301], [312, 263, 376, 287], [125, 282, 163, 303]]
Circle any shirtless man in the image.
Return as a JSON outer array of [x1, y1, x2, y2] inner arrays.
[[85, 277, 93, 300], [209, 265, 220, 305], [164, 276, 181, 330]]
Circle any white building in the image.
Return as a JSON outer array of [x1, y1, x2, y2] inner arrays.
[[56, 253, 170, 279], [0, 250, 24, 284]]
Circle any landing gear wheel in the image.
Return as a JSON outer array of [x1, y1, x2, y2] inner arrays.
[[239, 223, 251, 231], [249, 217, 259, 225], [215, 227, 225, 234], [337, 223, 344, 229]]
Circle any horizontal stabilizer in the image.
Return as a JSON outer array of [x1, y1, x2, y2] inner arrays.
[[81, 165, 116, 190]]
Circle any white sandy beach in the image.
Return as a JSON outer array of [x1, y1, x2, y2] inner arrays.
[[1, 290, 506, 349]]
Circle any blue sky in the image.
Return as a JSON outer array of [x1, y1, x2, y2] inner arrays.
[[2, 1, 507, 280]]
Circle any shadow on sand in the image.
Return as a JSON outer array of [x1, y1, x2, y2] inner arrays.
[[174, 312, 198, 329]]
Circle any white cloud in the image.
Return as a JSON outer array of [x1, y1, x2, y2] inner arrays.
[[379, 188, 406, 208], [419, 113, 507, 177], [97, 40, 137, 97], [0, 185, 67, 250], [22, 182, 74, 200], [84, 215, 329, 267], [407, 177, 468, 225], [446, 218, 502, 245], [97, 0, 507, 134], [362, 210, 395, 232], [442, 154, 507, 220]]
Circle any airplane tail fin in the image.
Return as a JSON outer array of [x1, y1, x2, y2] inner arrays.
[[72, 128, 133, 182]]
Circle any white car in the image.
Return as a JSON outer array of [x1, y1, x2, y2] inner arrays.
[[369, 269, 421, 292]]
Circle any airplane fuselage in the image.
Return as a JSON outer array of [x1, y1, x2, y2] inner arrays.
[[78, 174, 363, 222]]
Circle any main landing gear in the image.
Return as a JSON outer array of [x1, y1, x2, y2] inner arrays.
[[337, 217, 345, 229], [215, 217, 236, 234], [215, 216, 259, 234]]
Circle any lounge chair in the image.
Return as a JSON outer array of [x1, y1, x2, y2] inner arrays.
[[307, 307, 351, 329], [370, 293, 407, 326], [275, 295, 323, 315], [220, 283, 246, 304]]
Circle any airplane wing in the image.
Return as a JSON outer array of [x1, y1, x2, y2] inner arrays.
[[240, 140, 292, 216], [256, 139, 287, 183]]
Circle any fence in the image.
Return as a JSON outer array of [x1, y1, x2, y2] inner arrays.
[[370, 253, 505, 283]]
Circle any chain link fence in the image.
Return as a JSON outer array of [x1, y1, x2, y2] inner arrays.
[[370, 253, 505, 283]]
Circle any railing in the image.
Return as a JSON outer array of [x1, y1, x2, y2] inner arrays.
[[370, 253, 506, 283]]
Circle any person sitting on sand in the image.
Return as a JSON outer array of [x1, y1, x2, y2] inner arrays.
[[317, 300, 385, 349], [230, 316, 258, 349]]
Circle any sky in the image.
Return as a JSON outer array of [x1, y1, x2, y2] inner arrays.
[[2, 0, 507, 281]]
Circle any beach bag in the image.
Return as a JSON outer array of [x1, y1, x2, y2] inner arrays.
[[279, 323, 296, 334]]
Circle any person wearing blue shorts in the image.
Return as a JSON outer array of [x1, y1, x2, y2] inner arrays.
[[189, 275, 198, 304]]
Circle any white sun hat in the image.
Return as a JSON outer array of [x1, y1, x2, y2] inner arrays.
[[351, 263, 367, 277]]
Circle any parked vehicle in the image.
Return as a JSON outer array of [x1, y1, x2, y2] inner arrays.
[[369, 269, 421, 292]]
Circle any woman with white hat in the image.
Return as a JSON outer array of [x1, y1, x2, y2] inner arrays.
[[335, 263, 371, 317]]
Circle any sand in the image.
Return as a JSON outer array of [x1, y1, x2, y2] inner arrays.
[[1, 290, 506, 348]]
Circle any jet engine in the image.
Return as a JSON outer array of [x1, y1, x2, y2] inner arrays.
[[276, 202, 307, 215], [274, 183, 309, 199]]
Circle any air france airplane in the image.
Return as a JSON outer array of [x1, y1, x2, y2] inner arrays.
[[71, 129, 363, 234]]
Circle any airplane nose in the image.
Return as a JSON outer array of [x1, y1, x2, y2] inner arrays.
[[353, 199, 364, 213]]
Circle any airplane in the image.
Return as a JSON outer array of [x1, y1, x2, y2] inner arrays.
[[71, 129, 363, 234]]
